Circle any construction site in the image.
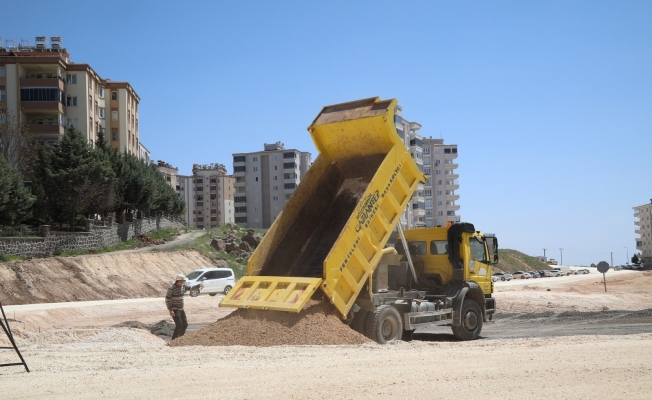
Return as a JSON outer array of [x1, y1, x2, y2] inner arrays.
[[1, 98, 650, 398]]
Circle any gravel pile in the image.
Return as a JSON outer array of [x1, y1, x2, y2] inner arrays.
[[169, 293, 371, 347]]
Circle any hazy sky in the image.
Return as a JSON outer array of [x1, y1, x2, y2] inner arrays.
[[4, 0, 650, 266]]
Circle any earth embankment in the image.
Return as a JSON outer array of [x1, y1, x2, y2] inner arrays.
[[0, 250, 214, 305]]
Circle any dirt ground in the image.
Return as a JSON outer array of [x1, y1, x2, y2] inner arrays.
[[2, 257, 652, 398]]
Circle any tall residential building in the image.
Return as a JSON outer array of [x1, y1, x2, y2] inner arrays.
[[634, 200, 652, 263], [0, 36, 143, 157], [232, 142, 311, 229], [156, 160, 179, 190], [190, 163, 234, 229], [422, 138, 460, 227], [394, 105, 460, 228]]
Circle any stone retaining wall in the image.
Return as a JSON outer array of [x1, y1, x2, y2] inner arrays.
[[0, 216, 184, 257]]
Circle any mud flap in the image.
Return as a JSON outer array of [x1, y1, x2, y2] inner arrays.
[[219, 276, 323, 312]]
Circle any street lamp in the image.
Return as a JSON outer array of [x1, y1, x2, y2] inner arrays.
[[559, 248, 563, 266], [624, 246, 628, 264]]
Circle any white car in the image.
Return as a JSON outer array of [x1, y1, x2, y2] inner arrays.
[[185, 268, 236, 297], [548, 270, 561, 277], [512, 271, 531, 279]]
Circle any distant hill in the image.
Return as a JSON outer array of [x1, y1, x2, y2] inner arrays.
[[494, 249, 551, 273]]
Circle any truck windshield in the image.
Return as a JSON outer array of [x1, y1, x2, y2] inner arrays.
[[470, 238, 487, 262]]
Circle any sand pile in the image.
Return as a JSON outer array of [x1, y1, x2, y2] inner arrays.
[[169, 293, 371, 347]]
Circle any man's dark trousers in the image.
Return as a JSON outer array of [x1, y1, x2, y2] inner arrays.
[[172, 309, 188, 339]]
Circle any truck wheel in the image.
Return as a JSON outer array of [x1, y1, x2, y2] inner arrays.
[[349, 311, 369, 335], [189, 288, 200, 297], [365, 305, 403, 344], [451, 299, 483, 341]]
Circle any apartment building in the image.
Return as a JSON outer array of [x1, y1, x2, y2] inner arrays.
[[190, 163, 234, 229], [422, 138, 461, 227], [394, 105, 460, 228], [634, 200, 652, 263], [232, 142, 311, 229], [0, 36, 143, 156], [156, 160, 179, 190]]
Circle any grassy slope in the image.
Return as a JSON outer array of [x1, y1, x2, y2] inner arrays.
[[494, 249, 551, 273]]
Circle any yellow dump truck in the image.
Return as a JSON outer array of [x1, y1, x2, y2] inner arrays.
[[221, 97, 499, 343]]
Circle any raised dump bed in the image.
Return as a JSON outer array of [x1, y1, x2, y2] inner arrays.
[[221, 97, 426, 318]]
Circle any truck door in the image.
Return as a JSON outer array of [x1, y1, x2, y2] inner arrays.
[[468, 236, 492, 294]]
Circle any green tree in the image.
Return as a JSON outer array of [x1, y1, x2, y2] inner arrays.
[[632, 254, 640, 264], [32, 125, 115, 228], [0, 154, 33, 226]]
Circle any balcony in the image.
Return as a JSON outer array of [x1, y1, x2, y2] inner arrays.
[[446, 181, 460, 190], [444, 152, 458, 161], [445, 173, 459, 180], [26, 122, 65, 135], [635, 229, 641, 234], [444, 162, 458, 170], [412, 203, 426, 217], [447, 204, 461, 211], [21, 101, 64, 113], [234, 180, 246, 187], [446, 193, 460, 201], [21, 77, 65, 91], [635, 221, 640, 226], [446, 215, 460, 223]]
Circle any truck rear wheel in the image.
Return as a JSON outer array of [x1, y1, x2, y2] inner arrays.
[[350, 310, 369, 335], [451, 299, 483, 341], [366, 305, 403, 344]]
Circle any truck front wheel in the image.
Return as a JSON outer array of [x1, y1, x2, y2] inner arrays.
[[451, 300, 483, 341], [366, 305, 403, 344]]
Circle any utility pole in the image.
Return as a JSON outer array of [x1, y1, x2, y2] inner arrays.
[[543, 248, 547, 261], [559, 248, 563, 266], [611, 252, 613, 267], [624, 246, 628, 264]]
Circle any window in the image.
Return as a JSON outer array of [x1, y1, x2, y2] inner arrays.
[[111, 111, 118, 121], [424, 168, 431, 175], [235, 206, 247, 213], [99, 108, 105, 118], [255, 177, 259, 182], [285, 194, 292, 200], [394, 240, 426, 256], [435, 149, 440, 154], [273, 176, 278, 180], [425, 200, 433, 207], [196, 202, 203, 206], [211, 217, 217, 222], [283, 162, 296, 169], [99, 87, 104, 98], [197, 217, 204, 222], [253, 167, 258, 172], [424, 157, 431, 164], [196, 179, 203, 183], [66, 74, 77, 84], [20, 88, 64, 102], [435, 170, 441, 175], [0, 67, 4, 77], [424, 189, 432, 196], [66, 96, 77, 106], [274, 166, 277, 170], [437, 211, 443, 216], [284, 183, 296, 190], [111, 91, 118, 100], [0, 90, 5, 101], [254, 197, 259, 202], [233, 155, 245, 162], [438, 180, 443, 185], [210, 186, 216, 191], [111, 130, 118, 141], [283, 151, 296, 159], [273, 196, 278, 201], [254, 186, 259, 192], [284, 173, 297, 179], [437, 190, 443, 195], [234, 166, 246, 172], [430, 240, 448, 255], [253, 156, 258, 162], [273, 186, 278, 191], [211, 209, 217, 214], [235, 217, 247, 223], [437, 201, 443, 206], [234, 196, 246, 203], [210, 179, 217, 183], [423, 148, 430, 155]]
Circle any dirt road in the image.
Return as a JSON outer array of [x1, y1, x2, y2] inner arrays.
[[2, 264, 652, 398]]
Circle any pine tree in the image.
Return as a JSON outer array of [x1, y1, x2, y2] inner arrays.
[[0, 154, 33, 226], [32, 125, 114, 228]]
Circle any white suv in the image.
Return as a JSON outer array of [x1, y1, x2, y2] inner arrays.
[[185, 268, 236, 297]]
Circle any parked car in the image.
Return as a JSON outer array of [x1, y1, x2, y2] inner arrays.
[[580, 268, 590, 274], [513, 271, 531, 279], [548, 270, 561, 277], [623, 264, 633, 270], [492, 272, 513, 282], [632, 264, 642, 270], [541, 270, 554, 277], [528, 271, 539, 279], [184, 267, 236, 296], [614, 265, 623, 271]]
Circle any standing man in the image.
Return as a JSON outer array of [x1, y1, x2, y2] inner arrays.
[[166, 274, 203, 340]]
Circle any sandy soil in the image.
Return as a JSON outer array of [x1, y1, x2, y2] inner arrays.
[[2, 259, 652, 398]]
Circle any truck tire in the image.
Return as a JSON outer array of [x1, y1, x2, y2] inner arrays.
[[451, 299, 482, 341], [365, 305, 403, 344], [349, 311, 369, 335]]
